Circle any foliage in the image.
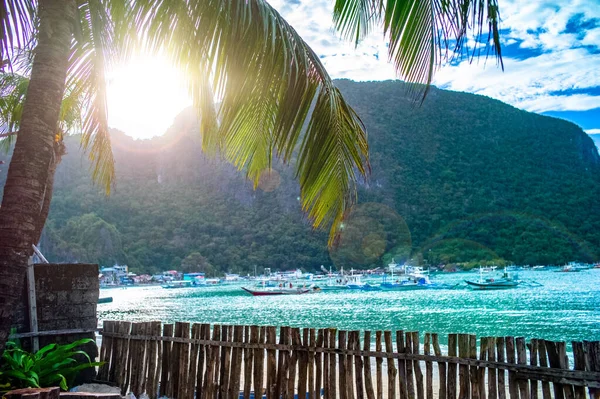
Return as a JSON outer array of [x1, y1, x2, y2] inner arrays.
[[3, 81, 599, 272], [0, 338, 102, 391], [181, 253, 216, 276], [333, 0, 503, 98]]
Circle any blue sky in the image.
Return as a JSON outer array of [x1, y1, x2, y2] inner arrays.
[[270, 0, 600, 135]]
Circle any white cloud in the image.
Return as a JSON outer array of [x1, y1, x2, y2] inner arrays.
[[271, 0, 600, 116], [433, 47, 600, 113], [587, 129, 600, 134]]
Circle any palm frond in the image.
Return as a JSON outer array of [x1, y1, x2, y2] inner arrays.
[[68, 0, 118, 194], [131, 0, 370, 244], [0, 0, 35, 69], [0, 71, 28, 151], [333, 0, 503, 97]]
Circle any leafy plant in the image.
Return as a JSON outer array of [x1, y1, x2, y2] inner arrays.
[[0, 338, 103, 391]]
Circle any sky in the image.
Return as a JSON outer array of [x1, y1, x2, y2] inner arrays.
[[107, 0, 600, 139]]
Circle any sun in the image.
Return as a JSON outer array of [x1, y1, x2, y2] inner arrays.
[[106, 55, 192, 140]]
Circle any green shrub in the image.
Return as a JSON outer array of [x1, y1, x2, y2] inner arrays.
[[0, 338, 103, 391]]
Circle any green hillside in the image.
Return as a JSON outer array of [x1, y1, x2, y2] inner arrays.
[[1, 80, 599, 274]]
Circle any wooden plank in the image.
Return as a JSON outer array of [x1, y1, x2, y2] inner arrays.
[[170, 323, 181, 399], [258, 327, 267, 398], [244, 326, 256, 399], [346, 331, 356, 399], [124, 322, 135, 397], [406, 332, 415, 399], [160, 324, 173, 399], [557, 341, 575, 399], [584, 341, 600, 399], [478, 337, 488, 399], [536, 340, 551, 399], [98, 320, 114, 381], [316, 329, 324, 399], [108, 321, 120, 385], [298, 328, 309, 399], [376, 331, 383, 399], [571, 342, 586, 399], [516, 338, 531, 399], [229, 326, 244, 399], [288, 328, 302, 399], [330, 328, 338, 399], [308, 329, 316, 399], [323, 329, 330, 399], [266, 326, 277, 399], [488, 337, 498, 399], [196, 324, 210, 399], [116, 322, 132, 396], [266, 327, 278, 399], [353, 331, 364, 399], [340, 331, 348, 399], [203, 324, 220, 399], [178, 322, 191, 399], [364, 331, 375, 399], [496, 337, 506, 399], [469, 335, 479, 399], [276, 327, 289, 399], [448, 334, 458, 399], [545, 340, 565, 399], [129, 323, 141, 398], [413, 332, 424, 399], [396, 331, 408, 399], [505, 336, 519, 399], [219, 325, 232, 399], [385, 331, 398, 399], [147, 321, 161, 399], [458, 334, 470, 399], [528, 340, 538, 399], [424, 334, 433, 399], [433, 334, 447, 399]]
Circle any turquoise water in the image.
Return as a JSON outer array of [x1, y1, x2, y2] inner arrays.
[[98, 270, 600, 343]]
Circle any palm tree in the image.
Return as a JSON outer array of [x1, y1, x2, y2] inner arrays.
[[0, 0, 502, 352]]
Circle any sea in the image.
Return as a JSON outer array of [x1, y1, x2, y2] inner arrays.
[[98, 269, 600, 345]]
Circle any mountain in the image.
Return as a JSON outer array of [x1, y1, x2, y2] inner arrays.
[[590, 134, 600, 150], [1, 80, 599, 274]]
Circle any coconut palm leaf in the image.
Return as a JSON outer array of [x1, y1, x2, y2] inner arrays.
[[0, 71, 28, 151], [130, 0, 370, 244], [0, 0, 35, 70], [333, 0, 503, 98], [67, 0, 118, 194]]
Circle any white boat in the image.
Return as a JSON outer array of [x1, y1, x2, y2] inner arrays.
[[162, 280, 194, 288], [465, 267, 520, 290], [380, 269, 448, 290]]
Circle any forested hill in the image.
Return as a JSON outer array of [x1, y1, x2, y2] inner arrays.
[[1, 80, 599, 274], [591, 134, 600, 149]]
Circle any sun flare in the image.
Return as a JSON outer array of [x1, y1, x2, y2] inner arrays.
[[106, 56, 192, 140]]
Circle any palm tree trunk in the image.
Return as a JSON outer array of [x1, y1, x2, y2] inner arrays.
[[0, 0, 76, 352]]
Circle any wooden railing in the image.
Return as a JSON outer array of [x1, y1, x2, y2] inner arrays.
[[98, 321, 600, 399]]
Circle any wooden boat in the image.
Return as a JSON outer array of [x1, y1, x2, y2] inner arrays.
[[241, 286, 317, 296], [465, 267, 520, 290]]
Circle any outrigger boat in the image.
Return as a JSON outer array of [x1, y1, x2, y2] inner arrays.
[[380, 271, 449, 290], [241, 286, 317, 296], [465, 267, 520, 290]]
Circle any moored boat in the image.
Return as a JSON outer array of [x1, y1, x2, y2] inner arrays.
[[380, 272, 448, 290], [465, 267, 520, 290], [241, 286, 317, 296]]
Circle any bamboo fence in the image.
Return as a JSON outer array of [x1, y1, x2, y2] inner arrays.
[[98, 321, 600, 399]]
